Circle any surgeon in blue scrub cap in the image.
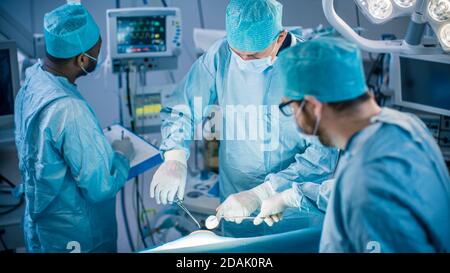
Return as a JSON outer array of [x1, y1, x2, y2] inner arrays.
[[150, 0, 339, 238], [257, 37, 450, 252], [14, 3, 135, 252]]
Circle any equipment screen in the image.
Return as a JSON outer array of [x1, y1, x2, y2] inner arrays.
[[400, 57, 450, 111], [0, 49, 14, 116], [135, 93, 162, 117], [117, 16, 167, 54]]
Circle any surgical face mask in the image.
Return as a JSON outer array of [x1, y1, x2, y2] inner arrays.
[[80, 51, 104, 76], [295, 100, 321, 136], [231, 47, 276, 73]]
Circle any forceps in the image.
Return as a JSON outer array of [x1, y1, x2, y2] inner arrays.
[[174, 197, 201, 229]]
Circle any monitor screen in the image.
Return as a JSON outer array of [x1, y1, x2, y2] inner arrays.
[[0, 49, 14, 116], [400, 57, 450, 111], [135, 93, 162, 117], [117, 16, 167, 54]]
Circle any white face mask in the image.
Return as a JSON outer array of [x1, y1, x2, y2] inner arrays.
[[231, 48, 276, 73], [295, 100, 321, 136], [80, 51, 106, 78]]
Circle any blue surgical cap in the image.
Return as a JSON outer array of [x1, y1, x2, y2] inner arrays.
[[226, 0, 283, 53], [44, 3, 100, 59], [276, 37, 368, 103]]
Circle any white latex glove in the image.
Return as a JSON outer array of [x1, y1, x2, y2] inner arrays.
[[150, 150, 187, 205], [254, 188, 300, 226], [112, 137, 135, 161], [216, 182, 275, 224]]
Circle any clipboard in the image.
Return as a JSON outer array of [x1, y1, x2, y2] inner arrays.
[[104, 124, 163, 179]]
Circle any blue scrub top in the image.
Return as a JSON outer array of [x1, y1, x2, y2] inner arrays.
[[320, 108, 450, 253]]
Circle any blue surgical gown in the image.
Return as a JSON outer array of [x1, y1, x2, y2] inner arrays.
[[291, 179, 335, 215], [14, 63, 130, 252], [160, 37, 339, 237], [320, 108, 450, 252]]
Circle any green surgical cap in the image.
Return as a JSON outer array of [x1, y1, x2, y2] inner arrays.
[[44, 3, 100, 58], [226, 0, 283, 52], [276, 37, 368, 103]]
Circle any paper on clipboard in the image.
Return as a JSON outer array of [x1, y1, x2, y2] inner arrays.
[[104, 125, 163, 179]]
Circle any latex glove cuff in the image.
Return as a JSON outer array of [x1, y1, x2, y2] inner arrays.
[[252, 182, 277, 202], [281, 188, 301, 208], [164, 149, 188, 166]]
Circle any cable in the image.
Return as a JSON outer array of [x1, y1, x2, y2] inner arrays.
[[133, 68, 157, 247], [125, 68, 136, 131], [355, 4, 361, 35], [138, 179, 156, 245], [368, 34, 396, 106], [0, 230, 9, 251], [118, 72, 125, 125], [161, 0, 168, 7], [134, 72, 156, 247], [121, 188, 135, 252], [0, 174, 15, 188], [168, 71, 176, 84], [132, 175, 154, 248], [138, 177, 156, 245], [366, 53, 388, 106], [126, 69, 132, 117], [132, 174, 153, 248], [197, 0, 205, 29], [131, 174, 156, 246], [135, 177, 148, 248]]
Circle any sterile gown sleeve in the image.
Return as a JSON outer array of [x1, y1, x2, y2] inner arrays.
[[291, 179, 335, 214], [159, 52, 218, 159], [50, 98, 131, 203], [265, 138, 339, 192]]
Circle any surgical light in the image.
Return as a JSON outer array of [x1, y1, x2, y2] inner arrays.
[[428, 0, 450, 22], [367, 0, 394, 20], [393, 0, 417, 8], [354, 0, 415, 24], [323, 0, 448, 54], [440, 24, 450, 47]]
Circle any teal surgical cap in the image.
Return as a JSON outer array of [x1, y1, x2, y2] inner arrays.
[[276, 37, 368, 103], [226, 0, 283, 52], [44, 3, 100, 59]]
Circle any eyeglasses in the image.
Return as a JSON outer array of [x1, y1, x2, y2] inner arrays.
[[278, 99, 305, 117], [83, 53, 98, 63]]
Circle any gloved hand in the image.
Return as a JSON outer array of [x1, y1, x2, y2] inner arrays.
[[150, 150, 187, 205], [216, 182, 275, 224], [254, 188, 300, 226], [112, 137, 135, 161]]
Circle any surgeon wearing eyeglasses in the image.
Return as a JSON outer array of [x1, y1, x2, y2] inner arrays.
[[256, 37, 450, 252]]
